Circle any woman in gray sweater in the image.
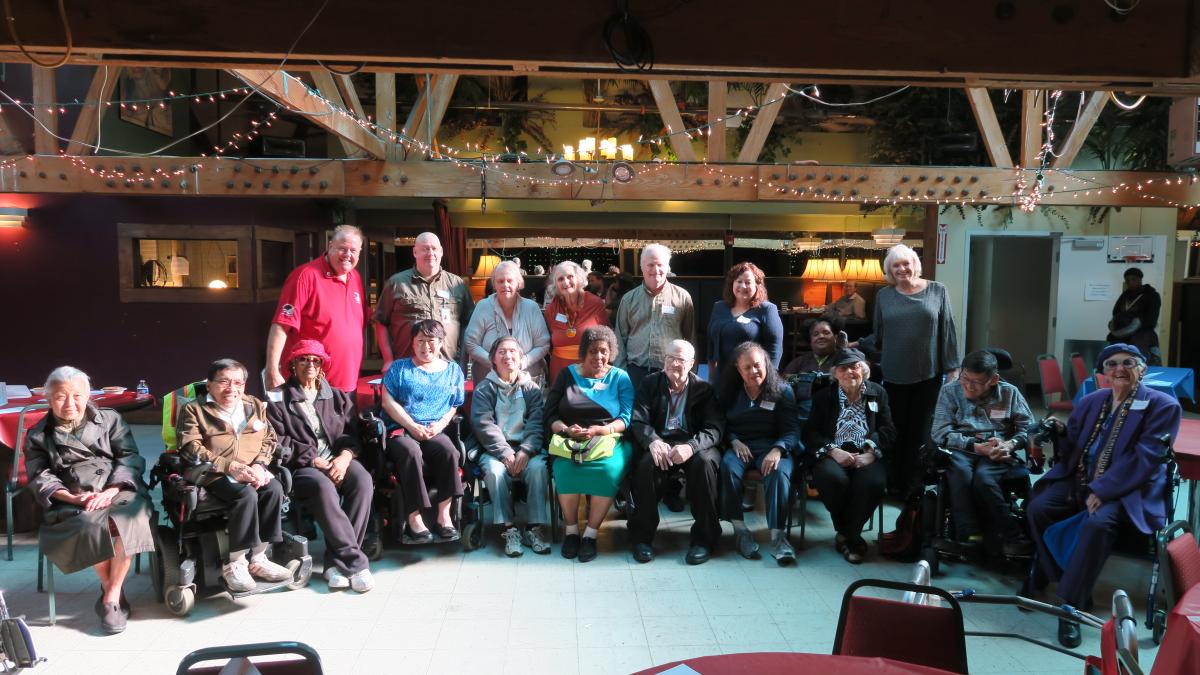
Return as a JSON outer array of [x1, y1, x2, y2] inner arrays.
[[870, 244, 960, 498], [468, 336, 551, 556]]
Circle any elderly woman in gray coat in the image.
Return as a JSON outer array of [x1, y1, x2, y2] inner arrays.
[[468, 336, 551, 557], [24, 366, 155, 634]]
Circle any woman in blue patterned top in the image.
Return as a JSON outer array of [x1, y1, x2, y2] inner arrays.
[[718, 341, 801, 565], [381, 319, 466, 544], [544, 325, 634, 562]]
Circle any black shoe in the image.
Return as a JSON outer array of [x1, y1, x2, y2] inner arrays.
[[1058, 618, 1081, 648], [685, 545, 710, 565], [402, 524, 434, 545], [632, 543, 654, 563], [100, 602, 126, 634], [96, 592, 130, 619], [561, 534, 580, 559], [432, 523, 460, 542], [578, 536, 598, 563]]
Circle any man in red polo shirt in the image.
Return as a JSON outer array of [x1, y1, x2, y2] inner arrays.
[[265, 225, 367, 392]]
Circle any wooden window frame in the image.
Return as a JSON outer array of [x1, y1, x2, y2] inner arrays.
[[118, 223, 255, 303]]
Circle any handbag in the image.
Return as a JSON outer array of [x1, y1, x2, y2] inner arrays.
[[548, 433, 619, 464]]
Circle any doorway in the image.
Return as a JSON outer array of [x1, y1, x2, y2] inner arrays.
[[965, 235, 1055, 392]]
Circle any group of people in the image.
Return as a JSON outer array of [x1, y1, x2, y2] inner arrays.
[[25, 227, 1182, 649]]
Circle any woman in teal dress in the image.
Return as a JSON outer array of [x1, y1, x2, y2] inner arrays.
[[544, 325, 634, 562]]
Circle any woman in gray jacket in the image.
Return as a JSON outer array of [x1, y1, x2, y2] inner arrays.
[[24, 366, 155, 634], [469, 336, 550, 556]]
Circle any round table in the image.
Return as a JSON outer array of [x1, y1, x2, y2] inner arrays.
[[1153, 584, 1200, 674], [633, 652, 956, 674]]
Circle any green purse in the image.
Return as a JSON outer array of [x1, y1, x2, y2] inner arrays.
[[548, 433, 619, 464]]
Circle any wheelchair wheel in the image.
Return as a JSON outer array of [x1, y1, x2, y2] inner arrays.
[[363, 513, 385, 561], [151, 525, 181, 601], [461, 520, 483, 552], [286, 559, 311, 591], [1152, 609, 1167, 644], [165, 585, 195, 616]]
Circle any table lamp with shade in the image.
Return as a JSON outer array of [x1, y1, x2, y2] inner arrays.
[[800, 257, 845, 306], [470, 254, 502, 301]]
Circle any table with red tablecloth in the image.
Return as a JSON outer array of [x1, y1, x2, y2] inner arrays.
[[1177, 418, 1200, 537], [1153, 584, 1200, 674], [634, 652, 955, 675], [354, 374, 473, 419]]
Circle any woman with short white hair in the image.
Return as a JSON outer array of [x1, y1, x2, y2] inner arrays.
[[869, 244, 960, 498], [464, 259, 551, 384], [544, 260, 608, 383], [24, 366, 156, 634]]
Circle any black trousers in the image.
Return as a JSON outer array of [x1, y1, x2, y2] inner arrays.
[[293, 461, 373, 575], [627, 446, 722, 548], [810, 456, 887, 541], [884, 377, 942, 497], [1027, 478, 1130, 608], [206, 476, 284, 555], [946, 451, 1026, 540], [386, 433, 462, 516]]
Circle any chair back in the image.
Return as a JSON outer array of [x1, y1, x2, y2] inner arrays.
[[1070, 352, 1090, 388], [833, 578, 968, 674], [1037, 354, 1067, 396], [161, 382, 208, 452], [176, 641, 322, 675], [1110, 590, 1143, 675], [1163, 523, 1200, 600]]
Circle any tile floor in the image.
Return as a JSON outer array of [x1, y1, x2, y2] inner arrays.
[[0, 424, 1171, 674]]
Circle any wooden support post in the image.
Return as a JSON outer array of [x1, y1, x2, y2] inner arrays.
[[32, 67, 56, 155], [375, 72, 399, 160], [707, 80, 727, 162], [1020, 89, 1044, 168], [404, 74, 458, 160], [965, 87, 1014, 169], [923, 204, 939, 281], [310, 70, 359, 158], [335, 74, 364, 120], [1051, 91, 1108, 169], [735, 82, 789, 164], [648, 80, 698, 162], [66, 65, 121, 156]]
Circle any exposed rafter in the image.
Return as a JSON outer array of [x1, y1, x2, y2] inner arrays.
[[1020, 89, 1044, 168], [1051, 91, 1109, 169], [965, 87, 1014, 169], [403, 74, 458, 160], [32, 68, 56, 155], [309, 70, 363, 158], [228, 68, 388, 159], [736, 82, 789, 164], [66, 65, 122, 156], [706, 81, 727, 162], [647, 80, 697, 162]]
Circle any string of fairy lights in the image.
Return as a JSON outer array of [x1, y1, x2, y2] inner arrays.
[[1, 72, 1199, 208]]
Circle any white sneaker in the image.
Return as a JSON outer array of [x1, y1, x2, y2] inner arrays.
[[249, 553, 293, 582], [349, 568, 375, 593], [325, 567, 350, 590], [222, 559, 256, 592], [501, 526, 524, 558], [523, 525, 551, 555]]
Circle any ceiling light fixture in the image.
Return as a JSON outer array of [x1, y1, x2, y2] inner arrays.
[[871, 227, 906, 247], [611, 162, 635, 184]]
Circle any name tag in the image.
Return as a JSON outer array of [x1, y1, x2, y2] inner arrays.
[[989, 408, 1007, 419], [1131, 399, 1149, 411], [759, 400, 775, 411], [593, 382, 608, 391], [437, 289, 451, 298], [662, 305, 676, 316], [555, 312, 568, 324], [867, 401, 878, 412], [736, 315, 752, 324]]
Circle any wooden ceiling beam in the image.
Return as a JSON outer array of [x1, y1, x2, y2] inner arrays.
[[309, 70, 361, 158], [706, 81, 727, 163], [3, 156, 1192, 208], [228, 68, 387, 159], [1020, 89, 1044, 167], [32, 67, 56, 155], [736, 83, 789, 164], [1051, 91, 1109, 169], [647, 80, 697, 162], [403, 74, 459, 160], [66, 65, 122, 156], [965, 87, 1014, 169]]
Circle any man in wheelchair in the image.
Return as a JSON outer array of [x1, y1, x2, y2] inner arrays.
[[931, 349, 1035, 558], [177, 358, 294, 592]]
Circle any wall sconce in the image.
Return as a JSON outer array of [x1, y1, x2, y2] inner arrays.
[[0, 207, 28, 228]]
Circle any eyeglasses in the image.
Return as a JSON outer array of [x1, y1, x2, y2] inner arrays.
[[959, 374, 992, 389], [1103, 358, 1139, 370], [295, 357, 323, 365], [212, 378, 246, 387], [664, 355, 693, 365]]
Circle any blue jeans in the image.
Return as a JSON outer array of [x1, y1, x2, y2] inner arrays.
[[719, 448, 793, 530], [478, 453, 550, 526]]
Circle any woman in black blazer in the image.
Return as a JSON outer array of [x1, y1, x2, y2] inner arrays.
[[803, 348, 896, 563]]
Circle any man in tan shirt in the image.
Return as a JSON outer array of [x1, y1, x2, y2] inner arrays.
[[614, 243, 695, 389], [374, 232, 474, 368]]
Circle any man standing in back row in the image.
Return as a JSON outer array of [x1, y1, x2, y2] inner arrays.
[[375, 232, 474, 369], [615, 243, 695, 389], [266, 225, 368, 392]]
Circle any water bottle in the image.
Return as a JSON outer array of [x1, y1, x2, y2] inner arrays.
[[136, 379, 150, 396]]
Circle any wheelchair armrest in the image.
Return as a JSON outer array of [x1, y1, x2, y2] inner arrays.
[[274, 464, 294, 495], [180, 462, 214, 486]]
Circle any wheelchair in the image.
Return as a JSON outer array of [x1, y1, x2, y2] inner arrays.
[[460, 442, 560, 552], [148, 381, 312, 617]]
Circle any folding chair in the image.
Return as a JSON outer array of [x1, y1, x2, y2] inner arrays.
[[833, 578, 969, 674], [1070, 352, 1090, 390], [176, 641, 323, 675], [1037, 354, 1073, 412], [5, 404, 47, 561]]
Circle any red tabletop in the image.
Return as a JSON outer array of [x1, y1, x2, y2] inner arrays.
[[1175, 418, 1200, 482], [354, 374, 473, 418], [1153, 584, 1200, 674], [634, 652, 954, 675]]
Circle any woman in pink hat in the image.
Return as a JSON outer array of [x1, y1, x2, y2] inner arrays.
[[267, 339, 375, 593]]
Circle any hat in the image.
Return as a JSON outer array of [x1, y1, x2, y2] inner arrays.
[[286, 339, 332, 371], [1095, 343, 1143, 373], [831, 348, 867, 368]]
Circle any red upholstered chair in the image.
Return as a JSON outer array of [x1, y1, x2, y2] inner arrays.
[[1154, 521, 1200, 644], [1071, 352, 1090, 389], [1037, 354, 1074, 412], [833, 578, 969, 674]]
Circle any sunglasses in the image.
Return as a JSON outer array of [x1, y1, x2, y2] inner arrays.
[[1103, 358, 1139, 370], [295, 357, 323, 366]]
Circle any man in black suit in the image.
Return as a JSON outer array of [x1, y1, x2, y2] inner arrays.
[[628, 339, 725, 564]]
